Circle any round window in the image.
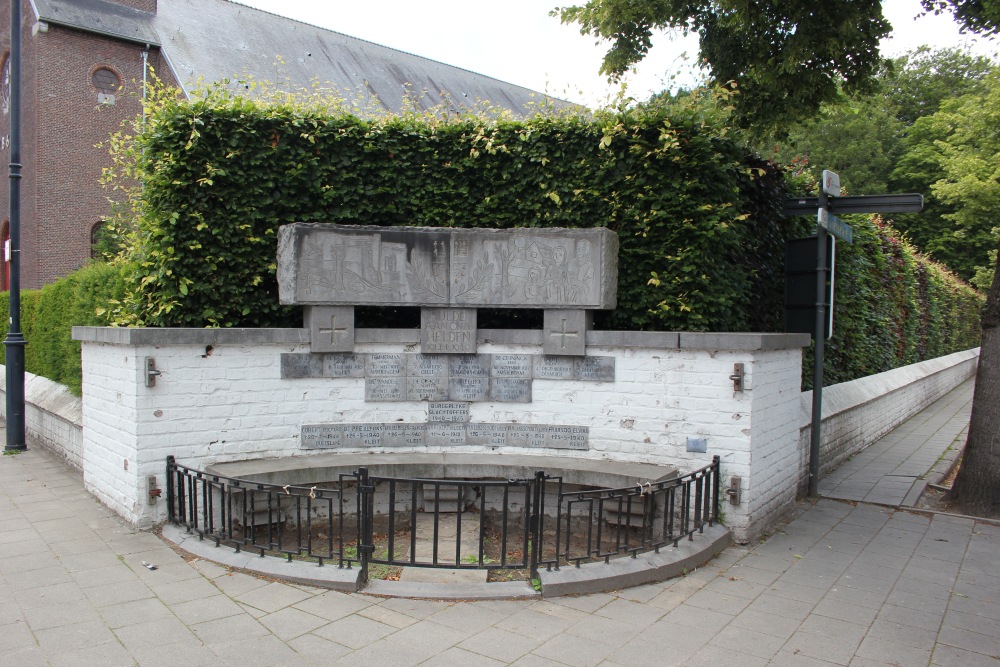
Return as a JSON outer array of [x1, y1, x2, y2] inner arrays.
[[92, 68, 120, 95]]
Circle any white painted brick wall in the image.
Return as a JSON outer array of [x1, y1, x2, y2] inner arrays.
[[0, 368, 83, 470], [797, 348, 980, 493], [77, 333, 804, 538]]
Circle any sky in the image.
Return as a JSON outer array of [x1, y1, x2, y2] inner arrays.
[[236, 0, 998, 108]]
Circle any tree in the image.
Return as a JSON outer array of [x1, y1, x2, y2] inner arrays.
[[949, 239, 1000, 515], [556, 0, 890, 134]]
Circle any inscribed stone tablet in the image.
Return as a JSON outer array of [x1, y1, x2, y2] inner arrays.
[[406, 377, 449, 401], [490, 354, 532, 378], [545, 425, 589, 450], [340, 424, 383, 447], [575, 356, 616, 382], [365, 377, 406, 401], [381, 423, 426, 447], [428, 402, 471, 423], [449, 354, 491, 378], [365, 353, 406, 377], [426, 423, 467, 446], [490, 379, 532, 403], [466, 423, 509, 447], [324, 353, 366, 378], [421, 308, 477, 354], [281, 353, 324, 379], [301, 424, 342, 449], [450, 377, 490, 402], [532, 355, 576, 380], [406, 354, 449, 378]]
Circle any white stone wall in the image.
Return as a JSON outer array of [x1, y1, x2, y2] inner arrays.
[[0, 369, 83, 470], [798, 348, 980, 487], [73, 328, 807, 541]]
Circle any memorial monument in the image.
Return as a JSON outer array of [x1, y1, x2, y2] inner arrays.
[[277, 224, 620, 453]]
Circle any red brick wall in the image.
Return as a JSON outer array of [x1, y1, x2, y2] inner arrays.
[[1, 0, 174, 289]]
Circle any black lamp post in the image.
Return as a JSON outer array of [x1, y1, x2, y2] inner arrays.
[[4, 0, 26, 451]]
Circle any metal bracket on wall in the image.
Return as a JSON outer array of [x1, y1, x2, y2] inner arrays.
[[729, 363, 745, 392], [144, 357, 161, 387], [147, 476, 161, 504], [726, 476, 742, 505]]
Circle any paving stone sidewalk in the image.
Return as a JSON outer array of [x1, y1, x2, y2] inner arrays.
[[2, 390, 998, 666]]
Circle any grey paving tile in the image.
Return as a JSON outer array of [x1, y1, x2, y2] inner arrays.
[[931, 644, 1000, 667], [46, 640, 135, 667], [171, 593, 245, 625], [208, 634, 304, 665], [459, 627, 542, 662], [784, 628, 861, 666], [423, 646, 507, 666], [936, 624, 1000, 656], [132, 641, 221, 667], [33, 619, 118, 654], [709, 622, 786, 659], [313, 612, 397, 649], [532, 631, 615, 667], [292, 590, 373, 621], [285, 632, 353, 665], [114, 616, 200, 652], [99, 596, 173, 629], [856, 634, 932, 666]]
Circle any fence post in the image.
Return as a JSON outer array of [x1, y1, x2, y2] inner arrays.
[[529, 471, 545, 579], [357, 467, 374, 585], [166, 456, 176, 523], [711, 455, 721, 525]]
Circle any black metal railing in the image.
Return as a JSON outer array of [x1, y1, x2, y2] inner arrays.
[[166, 455, 721, 583]]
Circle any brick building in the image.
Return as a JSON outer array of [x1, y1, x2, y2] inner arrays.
[[0, 0, 558, 289]]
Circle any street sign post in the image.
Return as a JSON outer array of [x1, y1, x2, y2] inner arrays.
[[783, 172, 924, 498]]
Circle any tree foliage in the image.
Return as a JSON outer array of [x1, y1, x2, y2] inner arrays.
[[556, 0, 890, 133]]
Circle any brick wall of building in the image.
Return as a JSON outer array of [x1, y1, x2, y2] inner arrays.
[[0, 0, 172, 289]]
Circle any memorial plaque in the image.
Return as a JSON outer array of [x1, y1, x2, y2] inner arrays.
[[490, 378, 532, 403], [466, 423, 509, 447], [341, 424, 384, 447], [277, 224, 618, 309], [543, 309, 590, 356], [281, 353, 324, 379], [428, 402, 471, 423], [490, 354, 532, 379], [546, 425, 589, 450], [532, 355, 576, 380], [426, 423, 467, 446], [381, 423, 426, 447], [406, 354, 449, 378], [301, 424, 342, 449], [421, 308, 477, 354], [324, 353, 366, 378], [575, 356, 616, 382], [365, 353, 406, 377], [406, 377, 449, 401], [365, 377, 406, 401], [449, 354, 491, 378], [307, 305, 355, 353], [450, 377, 490, 402]]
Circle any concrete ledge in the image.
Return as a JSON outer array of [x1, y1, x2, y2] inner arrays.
[[801, 348, 980, 425], [362, 579, 539, 600], [73, 326, 810, 351], [538, 524, 731, 596], [206, 452, 677, 488], [162, 524, 362, 592], [0, 365, 84, 470]]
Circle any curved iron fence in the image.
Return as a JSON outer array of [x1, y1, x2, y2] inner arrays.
[[166, 455, 721, 583]]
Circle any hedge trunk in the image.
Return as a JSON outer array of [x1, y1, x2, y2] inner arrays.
[[949, 243, 1000, 517]]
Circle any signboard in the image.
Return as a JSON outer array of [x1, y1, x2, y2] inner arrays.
[[817, 208, 854, 244], [822, 170, 841, 197], [785, 236, 836, 339], [783, 194, 924, 217]]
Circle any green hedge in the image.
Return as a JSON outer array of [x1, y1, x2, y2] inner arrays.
[[108, 91, 800, 333], [0, 262, 128, 395], [10, 89, 980, 396]]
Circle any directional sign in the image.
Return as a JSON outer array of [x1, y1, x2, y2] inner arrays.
[[822, 170, 841, 197], [783, 194, 924, 217], [817, 208, 854, 243]]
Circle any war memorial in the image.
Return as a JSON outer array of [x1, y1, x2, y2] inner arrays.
[[68, 223, 977, 596]]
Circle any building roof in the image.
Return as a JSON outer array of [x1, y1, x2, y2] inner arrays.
[[32, 0, 160, 46], [34, 0, 566, 116]]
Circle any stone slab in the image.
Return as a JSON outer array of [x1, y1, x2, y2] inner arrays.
[[301, 423, 589, 450], [543, 309, 591, 356], [428, 402, 471, 423], [421, 308, 477, 354], [306, 306, 355, 353], [277, 224, 618, 308]]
